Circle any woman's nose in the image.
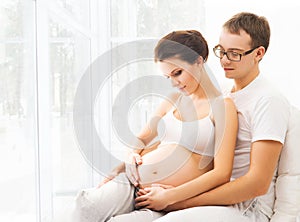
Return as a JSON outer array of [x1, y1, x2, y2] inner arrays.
[[171, 78, 180, 87]]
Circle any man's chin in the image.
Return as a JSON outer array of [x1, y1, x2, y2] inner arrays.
[[224, 72, 235, 79]]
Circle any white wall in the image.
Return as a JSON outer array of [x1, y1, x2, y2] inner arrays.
[[204, 0, 300, 108]]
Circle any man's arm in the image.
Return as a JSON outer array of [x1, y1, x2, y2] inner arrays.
[[165, 140, 282, 211]]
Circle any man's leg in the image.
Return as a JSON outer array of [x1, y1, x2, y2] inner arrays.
[[72, 173, 135, 222], [108, 208, 166, 222], [153, 206, 252, 222]]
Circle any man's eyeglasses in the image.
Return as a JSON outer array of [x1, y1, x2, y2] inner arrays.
[[213, 46, 259, 62]]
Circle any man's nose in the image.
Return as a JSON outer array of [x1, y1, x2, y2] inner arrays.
[[221, 54, 231, 63]]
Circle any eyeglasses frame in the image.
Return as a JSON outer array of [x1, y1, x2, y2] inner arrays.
[[213, 46, 260, 62]]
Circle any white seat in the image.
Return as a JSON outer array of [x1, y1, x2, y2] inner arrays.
[[271, 106, 300, 221]]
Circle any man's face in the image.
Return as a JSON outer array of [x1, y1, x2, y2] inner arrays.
[[217, 28, 258, 81]]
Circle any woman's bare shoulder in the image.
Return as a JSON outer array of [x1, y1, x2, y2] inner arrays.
[[154, 92, 181, 117]]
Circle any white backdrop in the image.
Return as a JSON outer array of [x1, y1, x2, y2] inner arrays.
[[204, 0, 300, 108]]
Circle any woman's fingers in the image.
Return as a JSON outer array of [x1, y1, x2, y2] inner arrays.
[[134, 153, 143, 165], [136, 188, 148, 196], [125, 163, 140, 186], [125, 152, 142, 185], [135, 195, 150, 208]]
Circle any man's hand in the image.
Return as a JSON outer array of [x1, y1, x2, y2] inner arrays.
[[135, 184, 174, 211], [163, 200, 187, 212]]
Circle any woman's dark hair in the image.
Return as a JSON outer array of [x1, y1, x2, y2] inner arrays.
[[154, 30, 209, 64]]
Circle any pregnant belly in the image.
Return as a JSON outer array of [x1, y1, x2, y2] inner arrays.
[[137, 144, 213, 188]]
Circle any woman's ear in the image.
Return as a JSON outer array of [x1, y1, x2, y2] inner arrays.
[[196, 56, 204, 65]]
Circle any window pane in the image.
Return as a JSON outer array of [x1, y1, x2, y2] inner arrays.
[[0, 0, 37, 221], [0, 0, 23, 38], [47, 17, 93, 221], [111, 0, 205, 38], [109, 0, 205, 140], [110, 60, 162, 134], [49, 17, 92, 187], [55, 0, 90, 27]]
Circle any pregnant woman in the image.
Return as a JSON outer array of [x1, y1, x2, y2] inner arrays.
[[73, 30, 238, 222]]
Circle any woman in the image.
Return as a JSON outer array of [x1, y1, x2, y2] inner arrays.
[[74, 30, 238, 222]]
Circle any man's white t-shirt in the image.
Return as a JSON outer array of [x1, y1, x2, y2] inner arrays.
[[227, 75, 290, 218]]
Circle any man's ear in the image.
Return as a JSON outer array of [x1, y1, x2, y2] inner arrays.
[[256, 46, 265, 59]]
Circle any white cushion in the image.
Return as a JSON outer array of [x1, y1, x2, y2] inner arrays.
[[271, 106, 300, 221]]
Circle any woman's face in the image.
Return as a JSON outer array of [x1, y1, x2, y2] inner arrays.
[[158, 57, 202, 96]]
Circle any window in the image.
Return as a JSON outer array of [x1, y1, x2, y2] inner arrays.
[[107, 0, 206, 158], [0, 0, 226, 221], [1, 0, 299, 221], [35, 0, 98, 221], [0, 0, 37, 221]]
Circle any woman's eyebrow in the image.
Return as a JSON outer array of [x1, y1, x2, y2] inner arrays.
[[164, 68, 180, 77]]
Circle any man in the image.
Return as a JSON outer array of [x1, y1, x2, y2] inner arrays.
[[136, 12, 290, 221]]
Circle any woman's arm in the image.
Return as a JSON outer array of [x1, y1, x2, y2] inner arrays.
[[135, 97, 238, 210], [97, 162, 126, 188], [136, 92, 180, 149], [98, 93, 180, 187], [125, 93, 180, 184]]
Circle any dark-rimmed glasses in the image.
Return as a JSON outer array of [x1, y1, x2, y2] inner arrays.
[[213, 46, 259, 62]]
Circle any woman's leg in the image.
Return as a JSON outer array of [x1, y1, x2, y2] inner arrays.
[[72, 173, 135, 222], [108, 209, 165, 222]]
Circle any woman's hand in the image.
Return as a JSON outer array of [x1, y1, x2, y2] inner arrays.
[[135, 184, 174, 211], [125, 152, 143, 186]]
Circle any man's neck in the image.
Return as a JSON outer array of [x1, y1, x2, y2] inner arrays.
[[233, 70, 260, 92]]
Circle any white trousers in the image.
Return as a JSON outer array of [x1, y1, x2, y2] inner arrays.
[[154, 200, 269, 222], [72, 174, 164, 222], [73, 174, 268, 222], [110, 204, 268, 222]]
